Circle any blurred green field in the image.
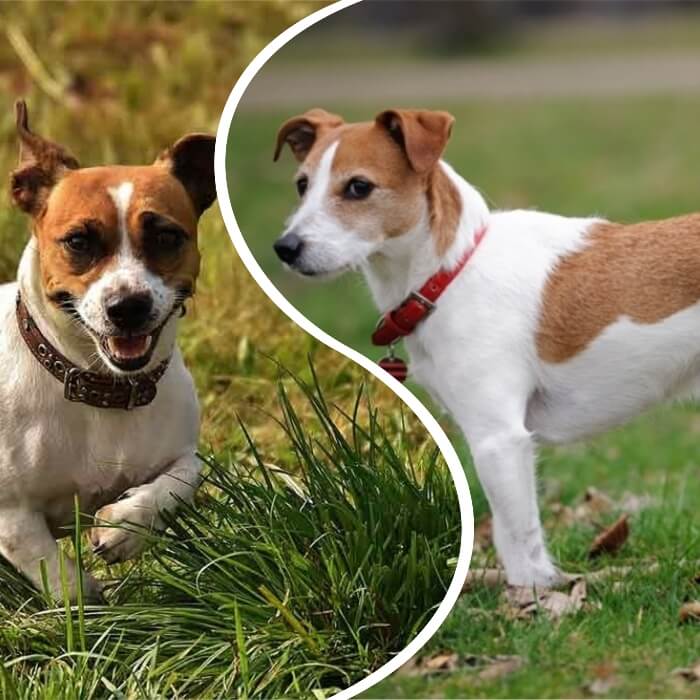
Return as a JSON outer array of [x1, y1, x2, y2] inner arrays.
[[229, 95, 700, 355], [229, 94, 700, 697]]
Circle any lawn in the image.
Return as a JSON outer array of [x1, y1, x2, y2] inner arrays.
[[229, 93, 700, 697], [0, 3, 462, 697]]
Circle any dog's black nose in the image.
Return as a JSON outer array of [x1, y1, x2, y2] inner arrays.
[[274, 232, 304, 265], [105, 293, 153, 331]]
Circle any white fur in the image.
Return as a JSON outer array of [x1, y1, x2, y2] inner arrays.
[[285, 142, 381, 275], [78, 181, 176, 373], [283, 153, 692, 587], [0, 203, 200, 600]]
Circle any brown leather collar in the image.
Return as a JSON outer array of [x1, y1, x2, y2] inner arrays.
[[16, 293, 169, 410]]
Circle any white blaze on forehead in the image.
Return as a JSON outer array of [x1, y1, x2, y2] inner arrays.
[[107, 181, 134, 250], [289, 141, 338, 228]]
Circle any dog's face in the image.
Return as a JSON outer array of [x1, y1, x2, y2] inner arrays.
[[10, 102, 216, 374], [273, 108, 456, 276]]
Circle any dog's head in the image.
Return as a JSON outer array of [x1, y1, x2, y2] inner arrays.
[[10, 101, 216, 374], [272, 108, 458, 276]]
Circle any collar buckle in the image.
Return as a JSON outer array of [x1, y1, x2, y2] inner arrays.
[[126, 378, 138, 411], [407, 290, 436, 316], [64, 366, 83, 402]]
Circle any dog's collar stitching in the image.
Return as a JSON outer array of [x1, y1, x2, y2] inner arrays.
[[372, 224, 488, 348], [16, 292, 170, 410]]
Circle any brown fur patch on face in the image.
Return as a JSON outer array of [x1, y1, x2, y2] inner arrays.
[[537, 214, 700, 362], [36, 166, 200, 301], [299, 121, 462, 249], [326, 122, 425, 239]]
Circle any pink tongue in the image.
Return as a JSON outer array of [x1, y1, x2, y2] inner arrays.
[[109, 335, 149, 359]]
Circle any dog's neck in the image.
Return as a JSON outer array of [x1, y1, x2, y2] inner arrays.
[[361, 161, 490, 313]]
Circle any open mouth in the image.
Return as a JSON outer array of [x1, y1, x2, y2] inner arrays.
[[100, 325, 164, 372]]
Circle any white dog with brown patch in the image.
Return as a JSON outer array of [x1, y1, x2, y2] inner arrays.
[[273, 107, 697, 588], [0, 102, 215, 600]]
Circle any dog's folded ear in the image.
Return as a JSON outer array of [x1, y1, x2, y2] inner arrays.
[[375, 109, 455, 175], [11, 100, 80, 215], [155, 134, 216, 218], [274, 109, 344, 162]]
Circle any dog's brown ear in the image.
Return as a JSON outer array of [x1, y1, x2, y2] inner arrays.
[[375, 109, 455, 175], [274, 108, 344, 162], [10, 100, 80, 215], [155, 133, 216, 217]]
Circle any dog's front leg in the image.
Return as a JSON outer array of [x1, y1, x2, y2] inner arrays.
[[0, 508, 102, 602], [455, 389, 564, 588], [90, 452, 201, 565]]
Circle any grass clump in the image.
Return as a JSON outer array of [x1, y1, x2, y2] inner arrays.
[[0, 368, 459, 698]]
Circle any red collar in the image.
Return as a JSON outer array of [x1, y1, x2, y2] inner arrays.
[[372, 225, 487, 347]]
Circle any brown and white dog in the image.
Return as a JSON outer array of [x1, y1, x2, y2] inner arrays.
[[0, 102, 215, 600], [273, 107, 698, 588]]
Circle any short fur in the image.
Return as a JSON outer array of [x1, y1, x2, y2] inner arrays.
[[274, 107, 697, 587], [0, 102, 215, 600]]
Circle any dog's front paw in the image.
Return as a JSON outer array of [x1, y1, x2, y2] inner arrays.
[[507, 561, 570, 589], [90, 493, 157, 565]]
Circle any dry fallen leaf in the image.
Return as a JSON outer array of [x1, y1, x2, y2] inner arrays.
[[618, 491, 656, 513], [585, 560, 659, 584], [396, 651, 458, 676], [397, 652, 524, 681], [671, 659, 700, 683], [462, 568, 506, 592], [581, 487, 615, 516], [585, 663, 619, 695], [589, 514, 630, 558], [476, 655, 524, 682], [679, 601, 700, 623], [501, 578, 588, 621], [547, 487, 654, 529], [422, 652, 459, 672]]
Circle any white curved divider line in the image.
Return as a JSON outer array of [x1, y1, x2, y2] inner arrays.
[[214, 1, 474, 697]]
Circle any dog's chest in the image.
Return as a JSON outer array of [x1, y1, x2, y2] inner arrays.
[[3, 394, 180, 523], [0, 289, 197, 527]]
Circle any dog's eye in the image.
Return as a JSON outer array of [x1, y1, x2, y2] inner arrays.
[[296, 175, 308, 197], [155, 228, 184, 251], [141, 212, 189, 258], [62, 230, 96, 256], [344, 177, 374, 200]]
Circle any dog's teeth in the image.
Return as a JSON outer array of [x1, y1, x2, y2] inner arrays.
[[107, 334, 153, 359]]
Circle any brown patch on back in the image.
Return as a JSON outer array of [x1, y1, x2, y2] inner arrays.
[[537, 214, 700, 362]]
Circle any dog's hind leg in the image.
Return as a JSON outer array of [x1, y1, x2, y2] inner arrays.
[[0, 508, 102, 602], [453, 384, 564, 588]]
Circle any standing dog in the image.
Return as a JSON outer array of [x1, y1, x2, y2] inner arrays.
[[0, 102, 215, 600], [274, 107, 697, 587]]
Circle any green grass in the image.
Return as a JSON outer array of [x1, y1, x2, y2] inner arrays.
[[367, 406, 699, 699], [229, 93, 700, 697], [0, 3, 461, 697], [0, 371, 459, 697]]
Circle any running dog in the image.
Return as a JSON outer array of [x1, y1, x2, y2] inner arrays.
[[0, 101, 215, 600]]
